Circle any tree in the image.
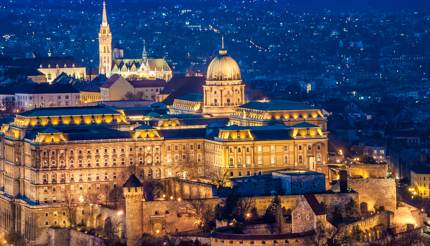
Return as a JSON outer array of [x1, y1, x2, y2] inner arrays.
[[143, 180, 165, 201], [264, 196, 281, 224], [218, 188, 239, 222], [63, 187, 77, 227], [345, 198, 359, 221], [237, 197, 255, 221], [207, 169, 229, 189], [187, 199, 215, 232], [314, 221, 327, 246], [330, 205, 344, 225]]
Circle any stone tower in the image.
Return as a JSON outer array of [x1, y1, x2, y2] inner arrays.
[[98, 0, 112, 76], [203, 37, 246, 116], [123, 174, 144, 246]]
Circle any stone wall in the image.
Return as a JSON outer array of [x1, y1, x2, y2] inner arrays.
[[348, 178, 396, 212], [336, 211, 392, 242], [47, 228, 105, 246], [348, 163, 388, 179]]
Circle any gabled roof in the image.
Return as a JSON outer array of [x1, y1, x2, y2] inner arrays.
[[161, 75, 205, 104], [123, 174, 143, 188], [101, 74, 124, 88], [304, 194, 325, 215]]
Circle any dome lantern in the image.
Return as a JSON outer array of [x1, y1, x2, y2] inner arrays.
[[206, 36, 241, 81]]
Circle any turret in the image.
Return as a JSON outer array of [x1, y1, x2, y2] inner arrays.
[[123, 174, 144, 246]]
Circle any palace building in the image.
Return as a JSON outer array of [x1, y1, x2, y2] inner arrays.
[[0, 6, 329, 243], [98, 1, 172, 81]]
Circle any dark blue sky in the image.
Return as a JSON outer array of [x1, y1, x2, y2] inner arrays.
[[283, 0, 430, 11], [9, 0, 430, 12]]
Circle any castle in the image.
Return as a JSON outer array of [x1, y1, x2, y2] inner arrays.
[[0, 2, 333, 245]]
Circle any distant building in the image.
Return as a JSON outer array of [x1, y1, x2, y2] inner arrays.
[[80, 89, 102, 104], [0, 56, 87, 83], [410, 165, 430, 198], [231, 170, 326, 197], [100, 74, 166, 101], [14, 83, 80, 110], [363, 145, 387, 163], [98, 2, 172, 81]]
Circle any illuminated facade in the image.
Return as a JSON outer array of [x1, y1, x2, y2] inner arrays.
[[0, 14, 329, 244], [410, 165, 430, 198], [98, 3, 172, 80], [98, 1, 112, 76], [203, 39, 245, 116], [0, 99, 328, 242]]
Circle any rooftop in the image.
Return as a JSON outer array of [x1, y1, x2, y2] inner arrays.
[[239, 100, 315, 111], [19, 105, 119, 117], [411, 165, 430, 174]]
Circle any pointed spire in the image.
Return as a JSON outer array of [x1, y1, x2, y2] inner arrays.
[[142, 39, 148, 59], [219, 35, 227, 56], [47, 47, 52, 57], [102, 1, 108, 26]]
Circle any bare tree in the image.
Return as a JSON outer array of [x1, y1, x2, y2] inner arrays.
[[186, 199, 215, 232], [64, 187, 77, 227], [237, 197, 255, 217]]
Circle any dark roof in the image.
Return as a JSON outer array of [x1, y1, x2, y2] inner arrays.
[[291, 122, 320, 128], [304, 194, 326, 215], [160, 128, 207, 139], [135, 124, 154, 130], [123, 174, 143, 188], [15, 83, 79, 94], [176, 93, 203, 102], [0, 86, 15, 95], [101, 74, 123, 88], [128, 78, 166, 88], [101, 75, 166, 89], [411, 165, 430, 174], [239, 100, 315, 111], [161, 75, 205, 104], [19, 105, 119, 117]]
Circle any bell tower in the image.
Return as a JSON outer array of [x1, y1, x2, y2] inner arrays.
[[98, 1, 112, 76]]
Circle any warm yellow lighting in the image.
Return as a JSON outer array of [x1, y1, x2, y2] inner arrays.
[[62, 116, 71, 125], [73, 116, 82, 125]]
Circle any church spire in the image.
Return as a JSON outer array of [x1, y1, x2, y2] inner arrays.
[[102, 1, 108, 26], [142, 39, 148, 59]]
